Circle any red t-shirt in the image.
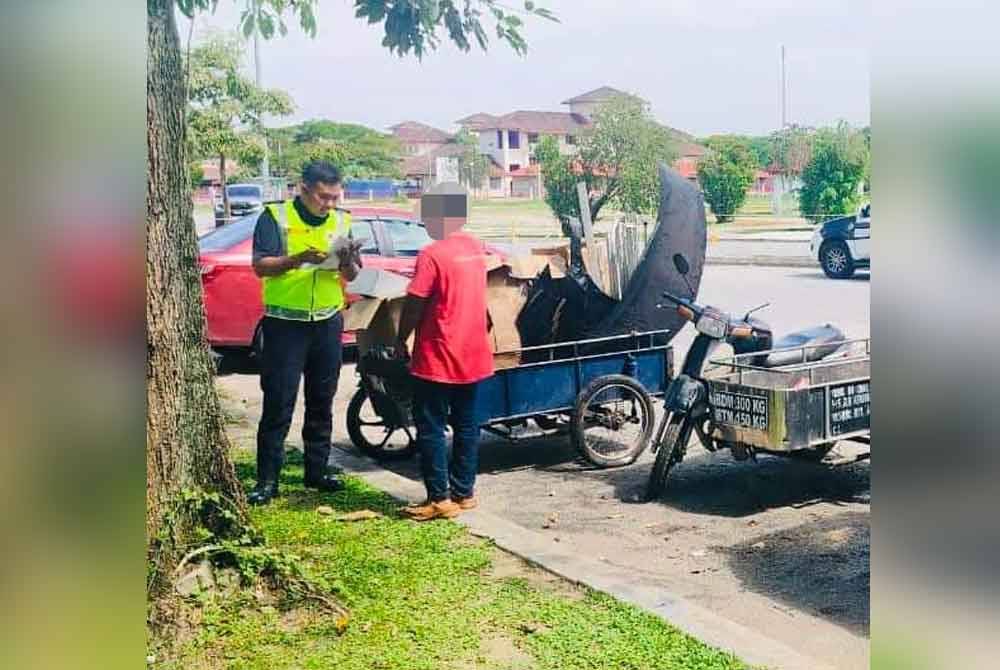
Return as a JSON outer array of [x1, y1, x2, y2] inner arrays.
[[407, 232, 494, 384]]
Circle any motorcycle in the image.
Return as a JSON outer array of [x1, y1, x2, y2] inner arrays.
[[645, 253, 856, 499]]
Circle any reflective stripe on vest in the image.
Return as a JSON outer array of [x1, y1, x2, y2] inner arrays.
[[261, 200, 353, 321]]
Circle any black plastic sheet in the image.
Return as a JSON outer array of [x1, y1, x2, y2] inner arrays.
[[514, 164, 707, 360]]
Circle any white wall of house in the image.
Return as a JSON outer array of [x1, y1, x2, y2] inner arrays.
[[402, 141, 444, 156], [502, 130, 532, 169], [466, 127, 582, 198], [568, 100, 600, 119], [475, 129, 578, 170]]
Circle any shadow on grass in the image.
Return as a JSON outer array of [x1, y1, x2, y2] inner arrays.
[[235, 450, 406, 516]]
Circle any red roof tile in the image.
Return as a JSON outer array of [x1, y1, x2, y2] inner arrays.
[[508, 165, 540, 177], [491, 110, 592, 133], [677, 142, 707, 158], [561, 86, 630, 104], [389, 121, 452, 143], [455, 113, 498, 130]]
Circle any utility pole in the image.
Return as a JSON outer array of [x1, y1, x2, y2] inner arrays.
[[254, 26, 270, 177], [780, 44, 787, 129], [775, 44, 788, 216]]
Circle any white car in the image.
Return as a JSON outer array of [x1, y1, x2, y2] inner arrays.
[[810, 202, 870, 279]]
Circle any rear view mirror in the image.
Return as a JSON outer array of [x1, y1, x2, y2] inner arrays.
[[673, 253, 690, 276]]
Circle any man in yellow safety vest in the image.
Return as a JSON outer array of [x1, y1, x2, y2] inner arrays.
[[248, 161, 361, 505]]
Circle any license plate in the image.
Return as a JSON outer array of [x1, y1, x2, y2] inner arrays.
[[710, 390, 769, 431], [828, 381, 870, 435]]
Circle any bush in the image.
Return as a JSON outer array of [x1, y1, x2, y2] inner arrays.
[[697, 137, 757, 223], [799, 124, 868, 222]]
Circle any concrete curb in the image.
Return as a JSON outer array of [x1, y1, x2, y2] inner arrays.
[[330, 447, 835, 670], [706, 255, 818, 268]]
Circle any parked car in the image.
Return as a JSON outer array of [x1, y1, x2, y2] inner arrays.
[[198, 207, 432, 356], [214, 183, 265, 226], [811, 202, 871, 278]]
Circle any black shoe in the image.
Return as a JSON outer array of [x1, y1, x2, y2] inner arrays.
[[303, 443, 343, 492], [247, 481, 278, 505], [303, 474, 344, 492], [249, 445, 283, 505]]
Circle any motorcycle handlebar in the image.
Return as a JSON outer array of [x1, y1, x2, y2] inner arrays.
[[660, 290, 687, 305]]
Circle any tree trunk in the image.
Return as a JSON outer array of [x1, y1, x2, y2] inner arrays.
[[219, 152, 229, 224], [147, 0, 245, 592]]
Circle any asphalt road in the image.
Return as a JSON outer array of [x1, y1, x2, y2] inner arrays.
[[217, 265, 871, 670]]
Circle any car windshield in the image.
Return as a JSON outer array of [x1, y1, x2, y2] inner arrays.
[[198, 215, 389, 254], [226, 185, 261, 198], [351, 219, 379, 254], [198, 215, 256, 251], [383, 219, 432, 256]]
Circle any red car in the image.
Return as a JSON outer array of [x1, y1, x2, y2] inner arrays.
[[198, 207, 431, 354]]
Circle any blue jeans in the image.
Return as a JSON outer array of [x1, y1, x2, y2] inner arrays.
[[412, 378, 483, 502]]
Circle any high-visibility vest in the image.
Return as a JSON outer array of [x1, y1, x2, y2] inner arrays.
[[261, 200, 352, 321]]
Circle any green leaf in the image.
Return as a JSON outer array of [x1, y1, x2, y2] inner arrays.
[[535, 8, 559, 22], [241, 11, 256, 38], [259, 12, 275, 39], [524, 0, 535, 10]]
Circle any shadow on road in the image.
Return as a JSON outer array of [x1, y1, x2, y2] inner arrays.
[[723, 511, 870, 635], [602, 448, 870, 516], [788, 270, 870, 282], [337, 431, 870, 518], [343, 431, 590, 485]]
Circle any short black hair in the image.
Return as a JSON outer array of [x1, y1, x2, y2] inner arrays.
[[301, 160, 342, 187]]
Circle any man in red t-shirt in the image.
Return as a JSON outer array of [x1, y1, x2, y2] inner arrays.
[[396, 226, 494, 521]]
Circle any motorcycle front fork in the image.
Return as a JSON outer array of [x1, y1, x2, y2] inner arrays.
[[651, 401, 715, 455]]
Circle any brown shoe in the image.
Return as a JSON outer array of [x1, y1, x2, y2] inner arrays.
[[404, 500, 461, 521], [453, 495, 478, 510]]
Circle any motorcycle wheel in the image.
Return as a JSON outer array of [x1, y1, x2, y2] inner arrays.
[[646, 415, 692, 500], [346, 388, 416, 461]]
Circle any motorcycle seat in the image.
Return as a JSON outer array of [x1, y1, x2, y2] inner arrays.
[[761, 324, 847, 368]]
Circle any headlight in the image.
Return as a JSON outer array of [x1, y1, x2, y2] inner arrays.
[[695, 314, 727, 338]]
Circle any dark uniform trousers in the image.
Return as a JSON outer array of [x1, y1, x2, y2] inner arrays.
[[257, 312, 344, 477]]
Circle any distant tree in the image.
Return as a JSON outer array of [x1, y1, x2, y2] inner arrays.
[[747, 135, 774, 171], [769, 125, 813, 177], [799, 122, 869, 222], [454, 129, 490, 194], [186, 34, 294, 219], [272, 120, 402, 180], [189, 161, 204, 190], [537, 95, 675, 234], [697, 136, 758, 223]]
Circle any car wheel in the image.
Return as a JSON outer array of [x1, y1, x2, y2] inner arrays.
[[820, 241, 855, 279]]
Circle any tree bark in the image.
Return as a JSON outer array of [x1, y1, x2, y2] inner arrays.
[[147, 0, 244, 591], [219, 152, 229, 224]]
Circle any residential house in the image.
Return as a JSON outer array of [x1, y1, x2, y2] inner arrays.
[[399, 141, 470, 193], [389, 121, 452, 157], [456, 86, 633, 198], [673, 142, 708, 186], [193, 158, 243, 203]]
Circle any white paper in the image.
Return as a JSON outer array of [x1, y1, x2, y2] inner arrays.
[[301, 236, 365, 271]]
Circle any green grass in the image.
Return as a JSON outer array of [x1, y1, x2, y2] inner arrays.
[[153, 452, 747, 670]]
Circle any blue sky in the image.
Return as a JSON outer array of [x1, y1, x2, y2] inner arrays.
[[186, 0, 870, 137]]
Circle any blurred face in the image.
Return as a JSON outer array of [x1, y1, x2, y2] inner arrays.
[[299, 180, 343, 217]]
